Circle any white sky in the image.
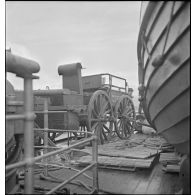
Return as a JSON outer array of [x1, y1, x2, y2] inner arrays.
[[6, 1, 141, 105]]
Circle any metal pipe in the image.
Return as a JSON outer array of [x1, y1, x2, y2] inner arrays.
[[34, 128, 93, 135], [68, 131, 70, 146], [34, 110, 68, 114], [43, 98, 49, 176], [6, 137, 94, 171], [6, 51, 40, 78], [33, 89, 70, 96], [23, 78, 34, 194], [6, 100, 23, 106], [46, 163, 95, 194], [92, 135, 99, 192], [34, 146, 63, 149], [6, 114, 26, 120]]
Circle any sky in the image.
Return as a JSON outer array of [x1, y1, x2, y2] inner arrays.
[[6, 1, 141, 106]]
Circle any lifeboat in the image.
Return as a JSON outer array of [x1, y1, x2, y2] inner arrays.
[[137, 1, 190, 155]]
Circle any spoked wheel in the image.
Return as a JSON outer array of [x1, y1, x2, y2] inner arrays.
[[88, 90, 115, 144], [114, 95, 135, 139]]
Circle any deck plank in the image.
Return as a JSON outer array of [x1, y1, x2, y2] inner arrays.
[[76, 155, 156, 169]]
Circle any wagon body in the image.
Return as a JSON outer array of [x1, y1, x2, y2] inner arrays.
[[82, 73, 129, 105]]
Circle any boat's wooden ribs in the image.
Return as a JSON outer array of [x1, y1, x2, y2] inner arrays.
[[148, 59, 190, 120], [157, 117, 189, 154], [153, 89, 190, 131]]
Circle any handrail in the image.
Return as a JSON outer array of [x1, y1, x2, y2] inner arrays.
[[6, 136, 95, 171], [6, 91, 99, 194], [34, 128, 94, 135], [6, 52, 40, 194], [46, 163, 95, 194]]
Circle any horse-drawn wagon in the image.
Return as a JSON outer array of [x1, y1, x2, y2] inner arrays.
[[34, 63, 136, 144]]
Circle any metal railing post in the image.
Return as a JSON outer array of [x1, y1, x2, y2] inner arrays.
[[23, 77, 35, 194], [92, 134, 99, 193], [68, 131, 70, 146], [43, 98, 49, 176]]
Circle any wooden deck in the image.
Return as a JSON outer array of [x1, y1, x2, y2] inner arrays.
[[20, 133, 183, 194], [30, 157, 181, 194]]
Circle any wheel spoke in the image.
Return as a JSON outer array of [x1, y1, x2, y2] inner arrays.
[[103, 124, 111, 133], [101, 126, 108, 141], [127, 120, 133, 128], [99, 126, 104, 144], [126, 109, 134, 116], [91, 122, 99, 131], [118, 120, 122, 130]]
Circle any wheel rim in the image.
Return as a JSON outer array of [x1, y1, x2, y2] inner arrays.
[[114, 95, 135, 139], [88, 90, 115, 144]]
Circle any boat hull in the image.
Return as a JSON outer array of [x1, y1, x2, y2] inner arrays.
[[137, 1, 190, 154]]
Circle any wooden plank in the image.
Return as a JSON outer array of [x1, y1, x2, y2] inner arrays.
[[76, 155, 156, 169], [145, 164, 163, 194], [159, 152, 181, 165], [162, 164, 180, 173], [98, 167, 147, 194], [159, 164, 182, 194], [82, 145, 158, 159]]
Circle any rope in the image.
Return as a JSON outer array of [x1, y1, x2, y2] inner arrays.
[[141, 31, 151, 60]]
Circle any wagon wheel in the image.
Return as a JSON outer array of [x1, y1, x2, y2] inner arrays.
[[114, 95, 135, 139], [88, 90, 115, 144]]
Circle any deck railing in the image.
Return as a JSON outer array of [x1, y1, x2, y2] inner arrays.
[[6, 51, 40, 194], [32, 95, 98, 194], [6, 52, 98, 194]]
